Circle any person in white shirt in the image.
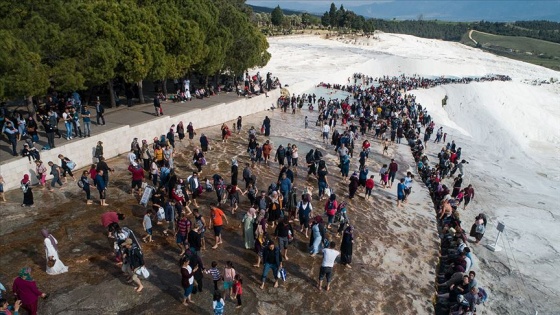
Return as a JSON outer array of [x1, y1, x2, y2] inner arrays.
[[318, 242, 340, 291], [322, 123, 330, 143]]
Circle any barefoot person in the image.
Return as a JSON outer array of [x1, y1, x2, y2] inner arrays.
[[260, 241, 282, 289], [318, 241, 339, 291], [95, 170, 109, 206], [122, 238, 145, 292], [180, 255, 197, 306], [210, 206, 228, 249]]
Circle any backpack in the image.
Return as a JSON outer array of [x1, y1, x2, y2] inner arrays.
[[21, 183, 28, 193], [77, 178, 85, 189], [214, 299, 224, 315], [305, 150, 314, 164]]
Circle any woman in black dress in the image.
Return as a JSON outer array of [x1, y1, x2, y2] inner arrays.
[[340, 225, 354, 268], [21, 174, 34, 207]]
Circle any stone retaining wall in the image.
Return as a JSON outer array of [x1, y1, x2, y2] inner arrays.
[[0, 89, 280, 191]]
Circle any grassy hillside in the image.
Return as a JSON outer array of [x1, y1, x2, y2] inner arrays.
[[249, 4, 310, 16], [461, 30, 560, 71]]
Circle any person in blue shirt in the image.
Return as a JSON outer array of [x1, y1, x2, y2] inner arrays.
[[81, 105, 92, 137], [397, 178, 406, 208], [95, 170, 108, 206], [3, 121, 19, 156], [279, 173, 292, 203]]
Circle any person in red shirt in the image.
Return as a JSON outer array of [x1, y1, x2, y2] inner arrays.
[[365, 175, 375, 200], [101, 212, 125, 238], [388, 159, 398, 188], [89, 164, 97, 181], [232, 274, 243, 308], [128, 161, 145, 195], [210, 206, 228, 249]]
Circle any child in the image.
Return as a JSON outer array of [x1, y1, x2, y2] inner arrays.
[[142, 210, 153, 243], [232, 274, 243, 309], [89, 164, 97, 182], [213, 290, 225, 315], [206, 261, 222, 291], [365, 175, 375, 200], [223, 261, 236, 299], [382, 172, 389, 189], [382, 138, 389, 155], [304, 116, 309, 129]]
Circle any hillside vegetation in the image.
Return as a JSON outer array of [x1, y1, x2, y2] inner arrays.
[[462, 31, 560, 71]]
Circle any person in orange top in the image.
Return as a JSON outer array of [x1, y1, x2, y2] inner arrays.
[[209, 206, 228, 249], [262, 140, 272, 165], [153, 145, 164, 166]]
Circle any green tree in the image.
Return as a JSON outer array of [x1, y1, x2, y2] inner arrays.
[[329, 3, 337, 27], [271, 5, 284, 27]]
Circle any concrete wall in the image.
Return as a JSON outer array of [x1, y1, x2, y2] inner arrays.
[[0, 89, 280, 191]]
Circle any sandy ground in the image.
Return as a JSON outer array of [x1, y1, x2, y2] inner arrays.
[[0, 86, 439, 314]]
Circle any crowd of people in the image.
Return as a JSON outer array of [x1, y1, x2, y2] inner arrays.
[[314, 73, 492, 314], [0, 70, 499, 314]]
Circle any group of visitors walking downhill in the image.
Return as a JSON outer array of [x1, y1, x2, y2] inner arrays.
[[0, 71, 498, 314]]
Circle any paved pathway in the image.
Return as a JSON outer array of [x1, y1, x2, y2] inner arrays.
[[0, 92, 269, 164]]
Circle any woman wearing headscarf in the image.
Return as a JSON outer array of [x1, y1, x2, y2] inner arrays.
[[21, 175, 34, 207], [42, 229, 69, 275], [192, 148, 205, 172], [309, 216, 326, 256], [187, 122, 196, 143], [241, 207, 257, 249], [199, 133, 209, 152], [177, 121, 185, 142], [12, 267, 47, 315], [267, 191, 282, 229], [340, 226, 354, 268], [348, 171, 360, 199], [231, 158, 239, 186]]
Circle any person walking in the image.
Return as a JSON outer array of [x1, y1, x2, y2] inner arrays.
[[12, 268, 48, 315], [260, 241, 282, 289], [262, 116, 271, 136], [121, 238, 145, 292], [318, 241, 340, 291], [20, 175, 34, 207], [79, 171, 92, 204], [35, 160, 47, 189], [340, 225, 354, 268], [41, 229, 69, 275], [232, 274, 243, 309], [223, 261, 236, 300], [47, 161, 63, 191], [241, 208, 256, 249], [212, 290, 225, 315], [274, 217, 294, 261], [210, 206, 228, 249], [95, 98, 105, 125], [388, 159, 398, 188]]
